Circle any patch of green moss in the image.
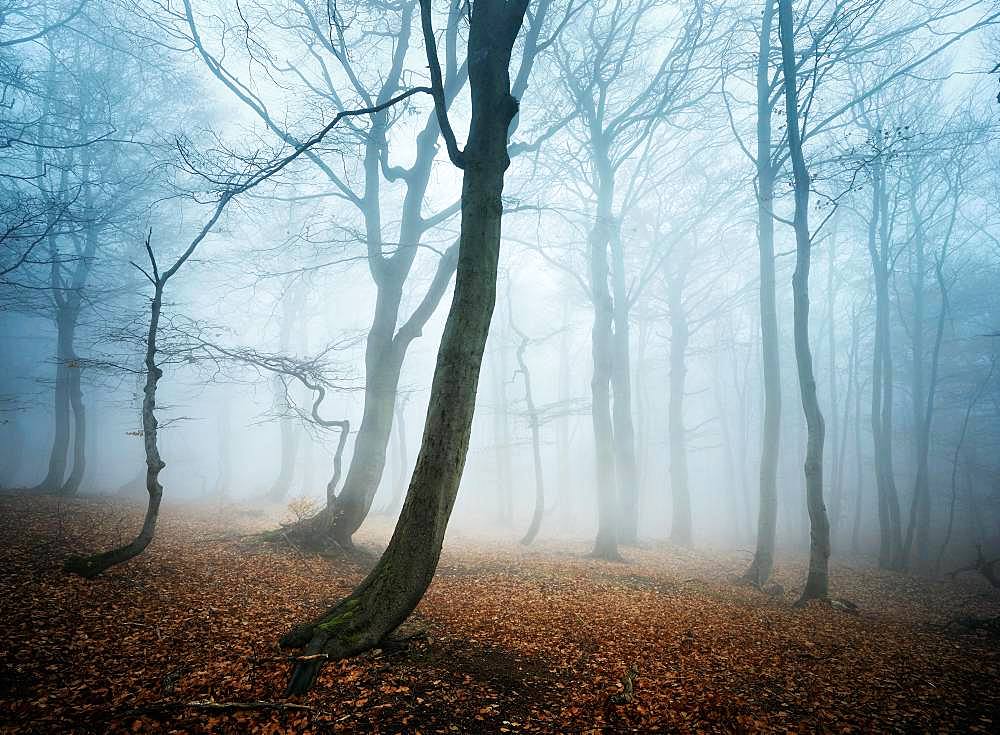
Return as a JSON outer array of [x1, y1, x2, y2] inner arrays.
[[316, 598, 359, 633]]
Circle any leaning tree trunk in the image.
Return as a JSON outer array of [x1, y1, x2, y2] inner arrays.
[[667, 269, 692, 547], [778, 0, 830, 604], [741, 0, 781, 587], [65, 282, 166, 578], [282, 0, 530, 694]]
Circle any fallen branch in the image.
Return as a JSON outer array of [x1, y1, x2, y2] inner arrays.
[[184, 700, 317, 712], [105, 699, 318, 723], [290, 653, 329, 662]]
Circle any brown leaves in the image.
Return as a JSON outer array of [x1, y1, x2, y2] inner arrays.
[[1, 494, 999, 733]]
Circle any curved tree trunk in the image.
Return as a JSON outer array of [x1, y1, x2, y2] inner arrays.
[[778, 0, 830, 604], [65, 283, 166, 578], [282, 0, 530, 694], [273, 7, 465, 547], [741, 0, 781, 587]]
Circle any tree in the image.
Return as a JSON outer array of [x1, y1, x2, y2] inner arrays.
[[777, 0, 830, 603], [63, 85, 430, 577], [281, 0, 534, 694], [553, 0, 714, 552]]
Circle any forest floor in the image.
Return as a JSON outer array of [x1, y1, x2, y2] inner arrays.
[[1, 494, 999, 734]]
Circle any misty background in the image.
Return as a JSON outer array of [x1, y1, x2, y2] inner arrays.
[[2, 0, 1000, 567]]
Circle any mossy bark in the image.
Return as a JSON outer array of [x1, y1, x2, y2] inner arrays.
[[283, 0, 529, 694]]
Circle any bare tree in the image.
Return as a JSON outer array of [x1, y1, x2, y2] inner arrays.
[[777, 0, 830, 604], [281, 0, 535, 694]]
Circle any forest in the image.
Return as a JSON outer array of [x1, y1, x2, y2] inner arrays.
[[2, 0, 1000, 732]]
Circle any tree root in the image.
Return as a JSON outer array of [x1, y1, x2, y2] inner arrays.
[[950, 545, 1000, 589]]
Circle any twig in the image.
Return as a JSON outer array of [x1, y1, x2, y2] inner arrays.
[[184, 700, 316, 712]]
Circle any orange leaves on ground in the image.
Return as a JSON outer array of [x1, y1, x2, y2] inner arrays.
[[1, 494, 999, 733]]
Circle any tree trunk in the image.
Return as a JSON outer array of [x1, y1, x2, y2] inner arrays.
[[385, 396, 409, 514], [588, 160, 620, 561], [34, 308, 74, 492], [742, 0, 781, 586], [937, 360, 992, 571], [778, 0, 830, 604], [491, 322, 514, 524], [825, 225, 842, 535], [267, 282, 306, 502], [59, 316, 87, 496], [268, 385, 301, 502], [556, 304, 572, 531], [610, 227, 639, 545], [282, 0, 529, 694], [288, 55, 464, 548], [850, 327, 865, 555], [667, 270, 691, 546], [515, 336, 545, 545], [903, 194, 948, 571], [65, 282, 166, 578], [214, 393, 232, 499], [867, 162, 903, 570]]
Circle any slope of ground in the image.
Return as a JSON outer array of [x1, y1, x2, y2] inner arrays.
[[1, 493, 998, 733]]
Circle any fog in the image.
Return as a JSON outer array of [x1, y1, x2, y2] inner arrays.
[[5, 0, 1000, 726], [3, 0, 1000, 563]]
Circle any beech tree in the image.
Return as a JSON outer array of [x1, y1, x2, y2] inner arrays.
[[281, 0, 536, 694]]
